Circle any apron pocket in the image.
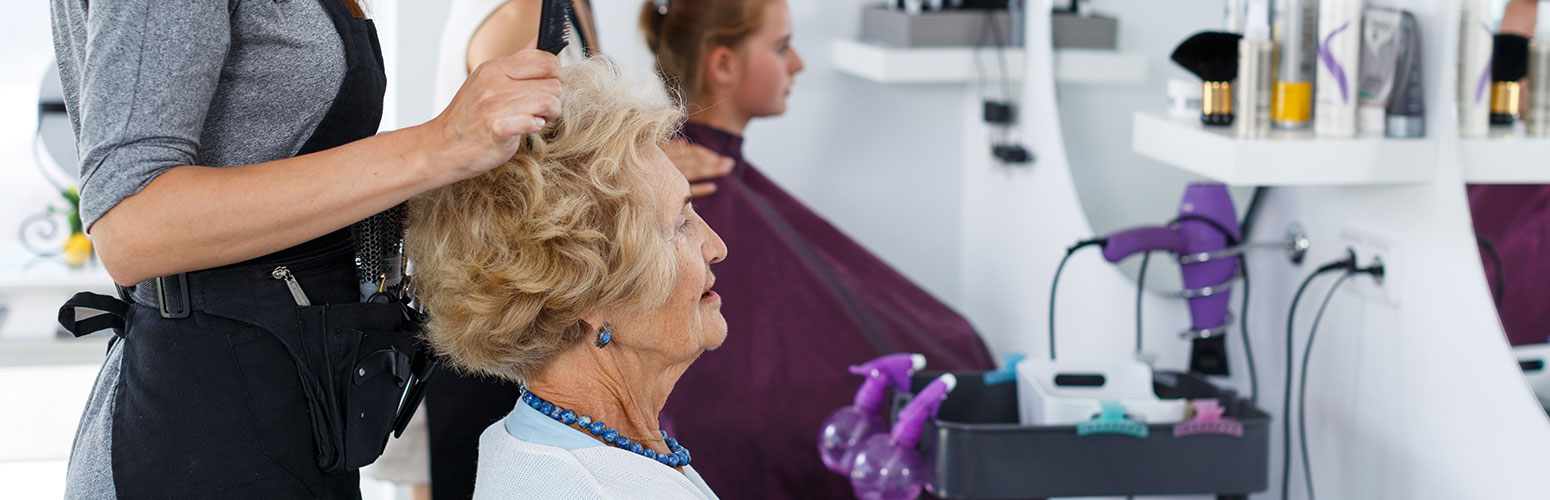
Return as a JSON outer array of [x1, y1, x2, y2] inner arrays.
[[337, 327, 420, 471], [293, 302, 425, 474]]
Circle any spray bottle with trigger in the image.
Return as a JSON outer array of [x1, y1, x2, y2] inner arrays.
[[818, 353, 928, 475], [848, 373, 958, 500]]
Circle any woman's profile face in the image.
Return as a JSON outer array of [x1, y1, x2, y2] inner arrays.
[[730, 0, 803, 119], [609, 147, 729, 360]]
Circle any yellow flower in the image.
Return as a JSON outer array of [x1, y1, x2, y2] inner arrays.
[[63, 232, 93, 268]]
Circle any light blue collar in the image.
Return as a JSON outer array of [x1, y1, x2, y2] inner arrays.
[[504, 399, 607, 451]]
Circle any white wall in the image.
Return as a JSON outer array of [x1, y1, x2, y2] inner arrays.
[[959, 1, 1550, 500], [396, 0, 973, 307], [0, 1, 71, 260]]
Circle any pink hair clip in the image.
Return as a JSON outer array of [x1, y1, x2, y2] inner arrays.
[[1172, 399, 1243, 438]]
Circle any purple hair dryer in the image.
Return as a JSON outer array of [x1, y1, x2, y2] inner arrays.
[[819, 353, 927, 474], [1100, 183, 1241, 372], [848, 373, 957, 500]]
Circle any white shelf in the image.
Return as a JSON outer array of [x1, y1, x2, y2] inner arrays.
[[0, 248, 115, 342], [1461, 133, 1550, 184], [1131, 112, 1437, 186], [830, 39, 1145, 85], [0, 249, 113, 292]]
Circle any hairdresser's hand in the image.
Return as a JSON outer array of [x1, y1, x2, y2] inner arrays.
[[665, 140, 734, 197], [426, 41, 562, 184]]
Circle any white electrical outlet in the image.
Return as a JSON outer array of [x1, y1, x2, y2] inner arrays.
[[1339, 230, 1399, 305]]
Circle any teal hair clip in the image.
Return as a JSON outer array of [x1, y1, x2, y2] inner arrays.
[[1075, 401, 1149, 439], [1172, 399, 1243, 438], [982, 353, 1026, 386]]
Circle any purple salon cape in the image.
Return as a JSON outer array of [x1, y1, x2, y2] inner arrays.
[[661, 122, 995, 498], [1469, 185, 1550, 346]]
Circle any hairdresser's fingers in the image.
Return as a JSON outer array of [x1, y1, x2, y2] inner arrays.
[[492, 91, 563, 136], [495, 50, 562, 83], [690, 182, 719, 198], [428, 52, 563, 182], [665, 141, 734, 182]]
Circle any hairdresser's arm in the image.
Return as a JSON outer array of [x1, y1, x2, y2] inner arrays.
[[1503, 0, 1537, 37], [93, 52, 562, 286]]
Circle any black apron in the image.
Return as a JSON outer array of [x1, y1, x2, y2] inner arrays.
[[57, 1, 428, 498]]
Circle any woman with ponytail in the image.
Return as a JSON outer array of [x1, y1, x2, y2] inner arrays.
[[638, 1, 996, 498]]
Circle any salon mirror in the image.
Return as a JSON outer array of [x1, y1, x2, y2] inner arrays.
[[1057, 0, 1254, 294], [38, 62, 79, 186], [1476, 0, 1550, 415], [17, 61, 82, 259]]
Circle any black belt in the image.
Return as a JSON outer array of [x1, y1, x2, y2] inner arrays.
[[124, 274, 194, 319], [129, 229, 358, 314], [64, 236, 359, 338]]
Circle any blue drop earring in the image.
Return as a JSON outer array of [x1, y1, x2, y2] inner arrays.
[[594, 323, 613, 348]]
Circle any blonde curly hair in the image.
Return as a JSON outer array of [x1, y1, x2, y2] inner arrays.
[[406, 57, 684, 382]]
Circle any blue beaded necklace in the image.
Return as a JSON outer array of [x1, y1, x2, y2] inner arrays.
[[520, 387, 692, 468]]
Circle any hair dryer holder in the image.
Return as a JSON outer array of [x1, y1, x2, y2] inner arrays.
[[1164, 222, 1309, 340]]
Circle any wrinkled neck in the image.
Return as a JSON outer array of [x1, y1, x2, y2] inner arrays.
[[525, 343, 691, 455]]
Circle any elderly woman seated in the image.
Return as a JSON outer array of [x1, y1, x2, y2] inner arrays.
[[405, 58, 727, 499]]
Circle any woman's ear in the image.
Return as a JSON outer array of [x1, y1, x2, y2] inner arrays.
[[702, 45, 740, 93], [579, 313, 604, 333]]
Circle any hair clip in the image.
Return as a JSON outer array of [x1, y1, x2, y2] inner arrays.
[[653, 0, 669, 14], [1172, 398, 1243, 438], [981, 352, 1025, 386], [1076, 401, 1149, 439]]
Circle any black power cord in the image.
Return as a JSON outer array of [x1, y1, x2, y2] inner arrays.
[[1136, 251, 1151, 353], [1279, 252, 1383, 500], [1048, 238, 1107, 360], [1295, 272, 1354, 500], [1280, 253, 1356, 500], [1299, 259, 1385, 500], [1476, 235, 1505, 309]]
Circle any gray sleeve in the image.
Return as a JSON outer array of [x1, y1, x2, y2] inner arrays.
[[73, 0, 231, 230]]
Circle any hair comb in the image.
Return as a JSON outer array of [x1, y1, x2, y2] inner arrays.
[[537, 0, 573, 55]]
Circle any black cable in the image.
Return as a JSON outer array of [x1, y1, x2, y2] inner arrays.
[[1136, 251, 1151, 353], [1240, 256, 1256, 404], [973, 10, 1013, 147], [1279, 254, 1358, 500], [1049, 239, 1106, 360], [1297, 261, 1382, 500], [1476, 235, 1505, 308], [1296, 272, 1355, 500], [985, 8, 1014, 105], [1240, 187, 1268, 237], [1236, 188, 1267, 404]]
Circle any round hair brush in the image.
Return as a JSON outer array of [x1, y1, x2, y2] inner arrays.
[[1492, 34, 1531, 125], [1172, 32, 1244, 126]]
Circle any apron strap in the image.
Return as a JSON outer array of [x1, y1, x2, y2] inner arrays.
[[58, 292, 131, 338]]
